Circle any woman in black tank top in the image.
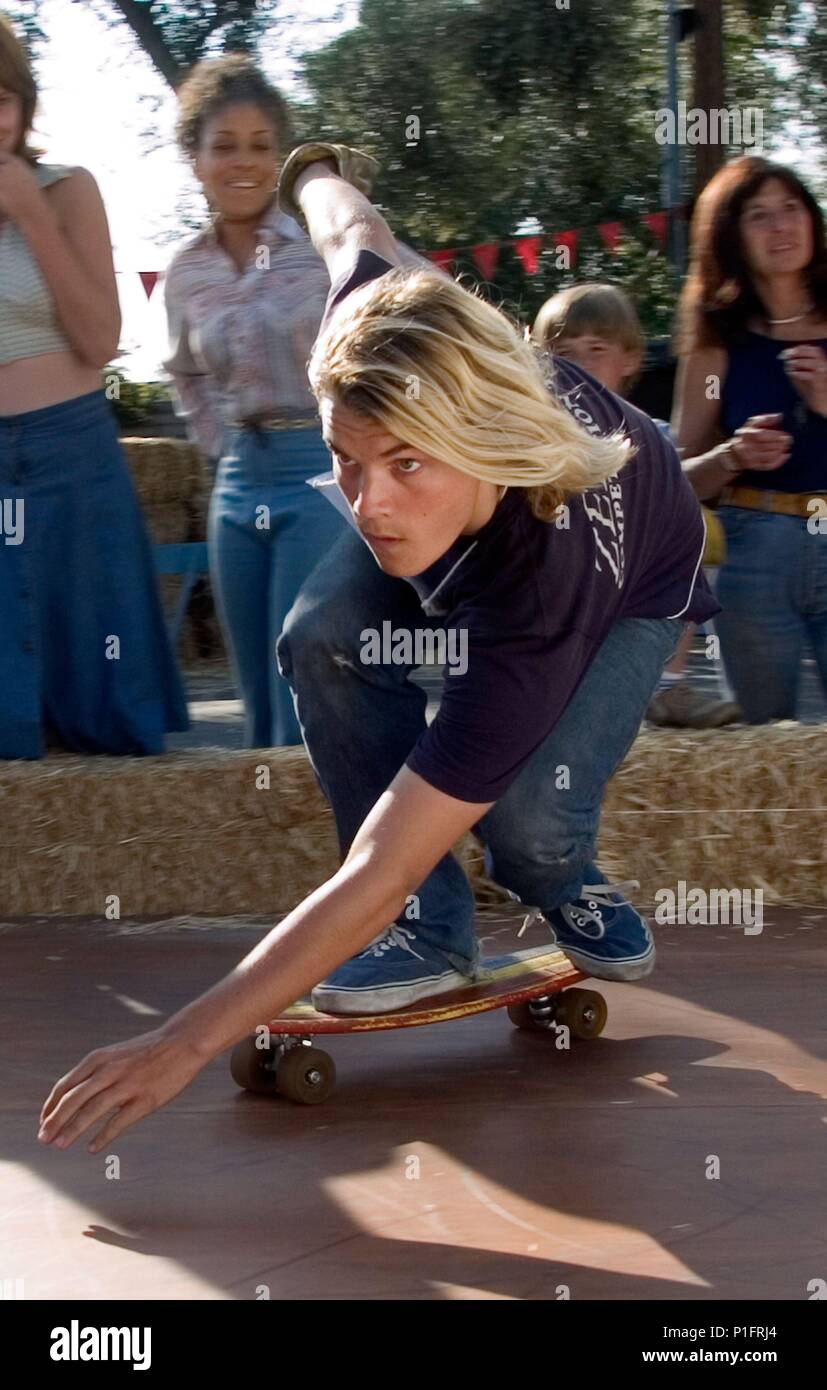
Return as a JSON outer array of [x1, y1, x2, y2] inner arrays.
[[672, 156, 827, 723]]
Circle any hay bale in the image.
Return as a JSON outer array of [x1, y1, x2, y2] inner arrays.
[[598, 723, 827, 906], [141, 499, 190, 546], [121, 437, 206, 507], [0, 749, 338, 915], [2, 725, 825, 916], [0, 748, 326, 848]]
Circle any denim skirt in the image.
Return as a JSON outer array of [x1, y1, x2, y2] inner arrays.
[[0, 389, 189, 757]]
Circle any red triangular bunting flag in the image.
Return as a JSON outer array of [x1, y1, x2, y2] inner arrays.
[[426, 249, 457, 272], [644, 211, 668, 243], [553, 229, 579, 268], [598, 221, 623, 252], [471, 242, 499, 280], [139, 271, 160, 300], [514, 234, 542, 275]]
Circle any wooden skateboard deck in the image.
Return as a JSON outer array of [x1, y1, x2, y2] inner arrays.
[[269, 946, 587, 1033], [229, 948, 609, 1104]]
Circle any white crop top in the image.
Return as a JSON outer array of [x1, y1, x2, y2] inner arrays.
[[0, 162, 73, 366]]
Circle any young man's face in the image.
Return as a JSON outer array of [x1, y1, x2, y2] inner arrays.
[[553, 334, 641, 395], [320, 397, 501, 577]]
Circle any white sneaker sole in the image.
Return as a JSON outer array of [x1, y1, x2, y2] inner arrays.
[[311, 966, 474, 1016], [552, 939, 656, 982]]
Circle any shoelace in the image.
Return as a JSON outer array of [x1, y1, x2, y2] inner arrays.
[[516, 880, 641, 941], [516, 909, 544, 938], [559, 879, 641, 939], [359, 922, 426, 962]]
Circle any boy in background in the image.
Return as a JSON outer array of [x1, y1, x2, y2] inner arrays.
[[533, 283, 738, 729]]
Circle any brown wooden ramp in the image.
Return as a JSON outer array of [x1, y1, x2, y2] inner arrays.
[[3, 908, 826, 1300]]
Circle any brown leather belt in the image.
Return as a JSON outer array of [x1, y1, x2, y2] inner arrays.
[[719, 485, 827, 518]]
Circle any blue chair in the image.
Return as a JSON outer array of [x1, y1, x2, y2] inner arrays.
[[154, 542, 209, 644]]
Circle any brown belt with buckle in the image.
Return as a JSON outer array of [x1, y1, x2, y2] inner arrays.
[[719, 485, 827, 518]]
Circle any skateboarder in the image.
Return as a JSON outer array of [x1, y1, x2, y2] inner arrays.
[[39, 143, 719, 1154]]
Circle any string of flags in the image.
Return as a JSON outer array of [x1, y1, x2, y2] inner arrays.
[[425, 209, 671, 278], [122, 207, 676, 298]]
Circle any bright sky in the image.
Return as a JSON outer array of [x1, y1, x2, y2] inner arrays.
[[25, 0, 825, 379], [31, 0, 361, 375]]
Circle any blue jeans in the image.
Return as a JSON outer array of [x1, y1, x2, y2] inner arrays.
[[715, 506, 827, 721], [277, 528, 684, 970], [208, 425, 346, 747]]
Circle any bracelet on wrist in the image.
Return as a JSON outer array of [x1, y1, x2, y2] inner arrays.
[[720, 445, 742, 475]]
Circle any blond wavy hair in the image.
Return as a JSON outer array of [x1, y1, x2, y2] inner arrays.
[[308, 266, 633, 520]]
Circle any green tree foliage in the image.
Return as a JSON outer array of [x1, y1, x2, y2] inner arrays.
[[296, 0, 821, 333], [297, 0, 666, 328], [12, 0, 822, 332], [786, 1, 827, 172]]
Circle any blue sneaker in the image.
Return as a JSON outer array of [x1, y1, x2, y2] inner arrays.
[[312, 924, 475, 1015], [537, 878, 655, 982]]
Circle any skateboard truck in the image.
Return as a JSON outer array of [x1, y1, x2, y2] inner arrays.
[[228, 947, 608, 1106]]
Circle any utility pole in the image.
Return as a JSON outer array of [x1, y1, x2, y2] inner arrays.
[[692, 0, 726, 194], [662, 0, 688, 282], [662, 3, 718, 280]]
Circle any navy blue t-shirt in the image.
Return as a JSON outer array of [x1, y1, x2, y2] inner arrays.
[[720, 330, 827, 494], [318, 249, 721, 803]]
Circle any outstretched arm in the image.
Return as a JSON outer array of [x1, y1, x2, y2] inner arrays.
[[38, 770, 492, 1153], [292, 160, 402, 282]]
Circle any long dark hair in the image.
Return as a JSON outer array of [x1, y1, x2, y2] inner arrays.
[[677, 156, 827, 353]]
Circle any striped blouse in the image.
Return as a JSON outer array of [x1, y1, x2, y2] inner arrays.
[[162, 196, 429, 459], [0, 163, 74, 366]]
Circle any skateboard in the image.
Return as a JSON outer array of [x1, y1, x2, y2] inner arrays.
[[229, 946, 607, 1105]]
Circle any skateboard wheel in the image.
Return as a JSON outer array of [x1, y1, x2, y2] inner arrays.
[[230, 1035, 278, 1094], [507, 1001, 551, 1031], [553, 988, 607, 1040], [276, 1045, 336, 1105]]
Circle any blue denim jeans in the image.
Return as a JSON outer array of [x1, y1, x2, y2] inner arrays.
[[715, 506, 827, 722], [278, 528, 684, 969], [208, 425, 346, 747]]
